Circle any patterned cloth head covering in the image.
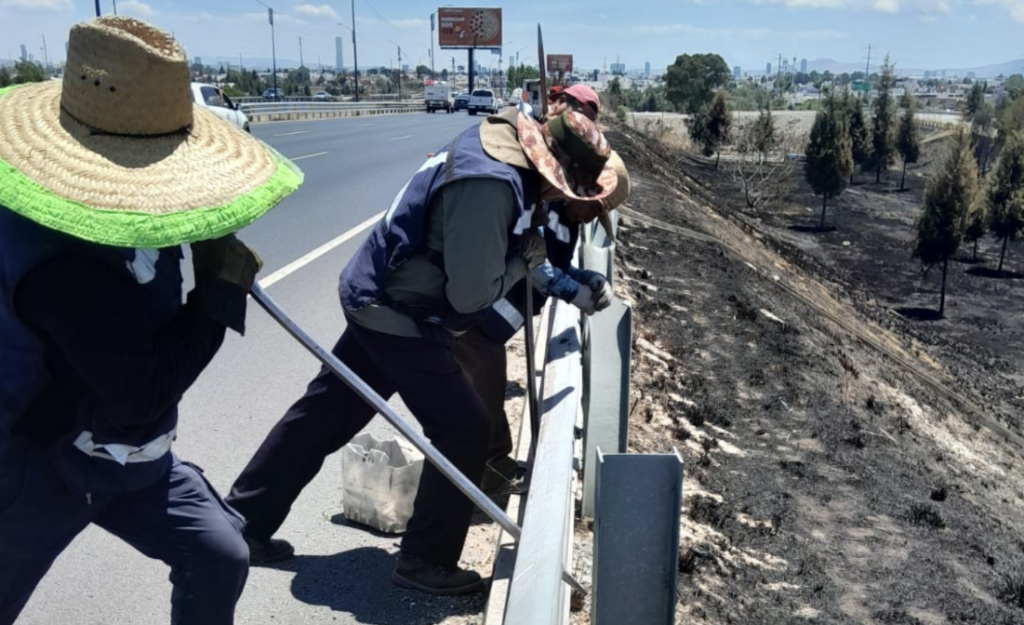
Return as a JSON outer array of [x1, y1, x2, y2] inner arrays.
[[516, 110, 618, 202]]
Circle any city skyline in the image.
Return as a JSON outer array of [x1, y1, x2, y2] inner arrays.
[[1, 0, 1021, 75]]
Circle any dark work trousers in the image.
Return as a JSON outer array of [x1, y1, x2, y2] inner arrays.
[[0, 442, 249, 625], [452, 325, 513, 465], [226, 320, 490, 568]]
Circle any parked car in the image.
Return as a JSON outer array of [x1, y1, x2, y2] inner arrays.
[[313, 91, 332, 101], [467, 88, 499, 116], [262, 88, 283, 100], [191, 82, 250, 132], [424, 82, 454, 113], [454, 93, 470, 111]]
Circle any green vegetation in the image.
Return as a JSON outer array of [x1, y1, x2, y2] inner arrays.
[[805, 97, 854, 228], [914, 128, 979, 316], [868, 56, 897, 184], [897, 91, 921, 191], [11, 60, 45, 84], [845, 93, 872, 184], [987, 132, 1024, 272], [665, 53, 730, 114]]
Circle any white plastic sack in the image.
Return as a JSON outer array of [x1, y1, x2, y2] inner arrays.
[[341, 432, 424, 533]]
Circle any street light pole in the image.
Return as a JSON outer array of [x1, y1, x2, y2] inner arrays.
[[351, 0, 359, 102], [429, 12, 436, 79], [387, 40, 403, 101], [94, 0, 100, 17]]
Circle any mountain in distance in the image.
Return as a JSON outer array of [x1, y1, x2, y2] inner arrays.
[[804, 57, 1023, 79]]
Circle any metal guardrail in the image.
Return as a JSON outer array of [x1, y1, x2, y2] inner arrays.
[[239, 100, 425, 123]]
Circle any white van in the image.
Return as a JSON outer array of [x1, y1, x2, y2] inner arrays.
[[425, 82, 454, 113], [191, 82, 251, 132]]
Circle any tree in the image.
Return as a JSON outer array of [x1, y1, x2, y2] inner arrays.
[[869, 56, 897, 184], [0, 66, 11, 88], [805, 98, 854, 228], [913, 128, 978, 316], [441, 68, 449, 82], [1004, 74, 1024, 101], [964, 82, 985, 122], [846, 93, 872, 183], [415, 65, 430, 80], [12, 60, 45, 84], [987, 131, 1024, 272], [964, 201, 988, 262], [752, 106, 776, 162], [703, 90, 733, 169], [896, 91, 921, 192], [664, 53, 730, 114]]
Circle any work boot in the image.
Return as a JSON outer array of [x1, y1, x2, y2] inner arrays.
[[392, 555, 485, 596], [481, 456, 527, 495], [244, 535, 295, 564]]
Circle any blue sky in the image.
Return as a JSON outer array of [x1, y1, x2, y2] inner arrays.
[[1, 0, 1021, 73]]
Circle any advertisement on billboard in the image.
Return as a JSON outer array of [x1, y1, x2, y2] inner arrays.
[[437, 8, 502, 49], [546, 54, 573, 73]]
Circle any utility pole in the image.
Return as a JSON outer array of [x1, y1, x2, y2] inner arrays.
[[94, 0, 100, 17], [270, 9, 277, 96], [40, 35, 48, 71], [776, 52, 783, 93], [430, 12, 436, 79], [112, 0, 117, 15], [299, 36, 304, 68], [865, 44, 872, 78], [351, 0, 359, 102]]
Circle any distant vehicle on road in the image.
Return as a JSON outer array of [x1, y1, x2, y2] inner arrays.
[[262, 88, 283, 100], [425, 82, 454, 113], [454, 93, 470, 111], [191, 82, 250, 132], [313, 91, 332, 101], [468, 88, 499, 116]]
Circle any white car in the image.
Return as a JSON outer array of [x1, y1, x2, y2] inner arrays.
[[467, 88, 499, 116], [191, 82, 250, 132]]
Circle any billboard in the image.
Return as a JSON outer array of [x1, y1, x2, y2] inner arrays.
[[438, 8, 502, 49], [546, 54, 573, 73]]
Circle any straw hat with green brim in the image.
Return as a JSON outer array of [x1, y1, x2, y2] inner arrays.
[[0, 17, 303, 249]]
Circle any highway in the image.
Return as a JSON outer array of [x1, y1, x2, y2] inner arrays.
[[16, 112, 486, 625]]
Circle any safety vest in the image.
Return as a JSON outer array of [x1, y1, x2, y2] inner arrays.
[[340, 122, 538, 333], [0, 207, 182, 493]]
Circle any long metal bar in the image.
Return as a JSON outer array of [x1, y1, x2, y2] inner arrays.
[[524, 273, 541, 449], [250, 285, 585, 592]]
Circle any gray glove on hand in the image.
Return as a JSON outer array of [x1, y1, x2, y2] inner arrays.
[[191, 234, 263, 291], [520, 230, 548, 271], [571, 273, 613, 315]]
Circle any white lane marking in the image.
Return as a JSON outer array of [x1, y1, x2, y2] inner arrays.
[[290, 151, 329, 161], [389, 134, 414, 141], [273, 130, 310, 137], [257, 211, 385, 289]]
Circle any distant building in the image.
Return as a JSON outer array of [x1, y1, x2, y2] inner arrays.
[[19, 44, 27, 62], [402, 64, 409, 73], [335, 36, 344, 71], [610, 62, 625, 76], [733, 65, 741, 79], [966, 71, 976, 79], [800, 58, 807, 73], [645, 61, 650, 78], [193, 56, 202, 66], [766, 62, 772, 75]]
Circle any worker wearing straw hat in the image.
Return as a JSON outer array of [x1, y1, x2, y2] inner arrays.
[[227, 105, 618, 595], [0, 17, 301, 625]]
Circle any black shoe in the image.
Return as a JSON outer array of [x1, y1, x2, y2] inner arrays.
[[391, 555, 485, 596], [244, 535, 295, 564]]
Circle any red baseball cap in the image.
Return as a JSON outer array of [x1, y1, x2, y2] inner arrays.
[[564, 84, 600, 120], [548, 85, 565, 100]]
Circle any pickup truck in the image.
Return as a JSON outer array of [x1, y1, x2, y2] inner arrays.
[[467, 88, 499, 116], [192, 82, 250, 132], [425, 82, 454, 113]]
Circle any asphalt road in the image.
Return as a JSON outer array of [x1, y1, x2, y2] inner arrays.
[[16, 111, 486, 625]]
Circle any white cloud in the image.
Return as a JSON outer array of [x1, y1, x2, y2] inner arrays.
[[294, 3, 338, 19], [631, 22, 846, 41], [0, 0, 70, 10], [119, 0, 155, 17], [976, 0, 1024, 22], [873, 0, 900, 11]]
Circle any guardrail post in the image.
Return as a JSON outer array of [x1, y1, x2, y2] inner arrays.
[[580, 298, 632, 518], [593, 449, 684, 625]]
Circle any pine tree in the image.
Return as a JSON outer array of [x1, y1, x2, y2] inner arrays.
[[704, 90, 733, 170], [914, 128, 978, 316], [897, 91, 921, 192], [753, 105, 776, 162], [964, 201, 988, 262], [987, 131, 1024, 273], [846, 93, 872, 183], [870, 56, 898, 184], [964, 82, 985, 122], [805, 97, 854, 229]]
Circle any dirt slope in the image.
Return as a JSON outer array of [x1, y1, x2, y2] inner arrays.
[[606, 124, 1024, 625]]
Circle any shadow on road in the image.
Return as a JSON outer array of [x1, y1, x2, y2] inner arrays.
[[264, 546, 486, 625]]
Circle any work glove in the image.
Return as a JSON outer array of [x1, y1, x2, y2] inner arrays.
[[519, 230, 548, 271], [571, 273, 613, 316], [191, 234, 263, 292]]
